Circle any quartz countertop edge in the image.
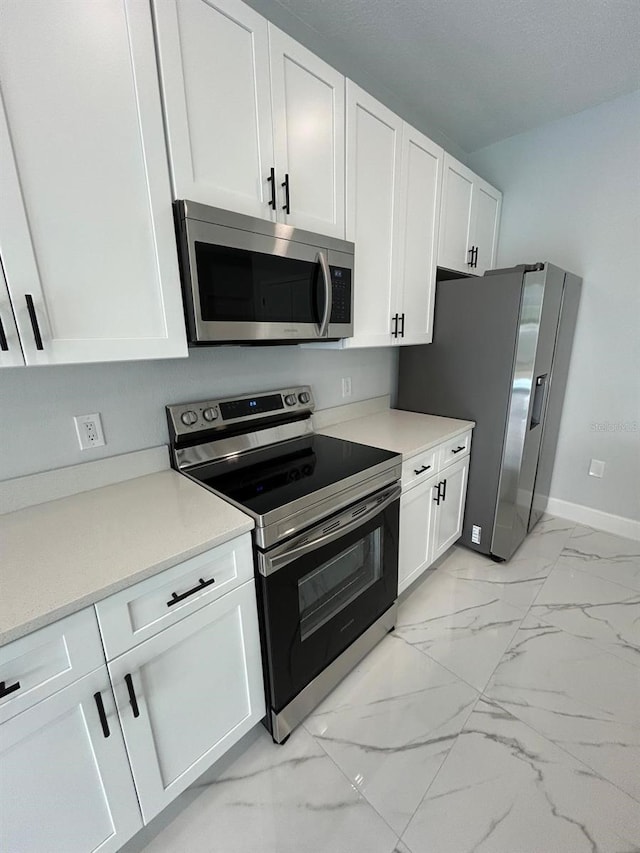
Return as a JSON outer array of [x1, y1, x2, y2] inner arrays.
[[318, 409, 475, 458], [0, 469, 254, 647]]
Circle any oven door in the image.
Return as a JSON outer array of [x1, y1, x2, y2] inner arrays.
[[256, 484, 400, 714], [180, 216, 334, 343]]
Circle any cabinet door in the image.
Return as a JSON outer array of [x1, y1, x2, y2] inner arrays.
[[0, 262, 23, 367], [398, 474, 439, 594], [109, 580, 265, 824], [431, 455, 470, 562], [472, 179, 502, 275], [153, 0, 276, 220], [269, 26, 345, 238], [394, 125, 443, 346], [0, 669, 142, 853], [345, 82, 402, 348], [437, 154, 475, 274], [0, 0, 186, 365]]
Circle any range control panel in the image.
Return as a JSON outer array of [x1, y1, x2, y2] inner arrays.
[[167, 386, 315, 439]]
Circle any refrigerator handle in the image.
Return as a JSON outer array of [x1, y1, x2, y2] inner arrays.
[[530, 373, 548, 430]]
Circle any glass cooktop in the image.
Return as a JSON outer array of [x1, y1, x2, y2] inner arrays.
[[188, 434, 399, 517]]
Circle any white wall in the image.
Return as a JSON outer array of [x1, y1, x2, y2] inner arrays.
[[471, 91, 640, 523], [0, 346, 397, 481]]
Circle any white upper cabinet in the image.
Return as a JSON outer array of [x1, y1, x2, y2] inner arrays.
[[345, 82, 402, 348], [269, 26, 345, 237], [438, 153, 501, 276], [0, 0, 187, 365], [473, 178, 502, 275], [153, 0, 276, 219], [0, 264, 23, 368], [392, 125, 443, 346]]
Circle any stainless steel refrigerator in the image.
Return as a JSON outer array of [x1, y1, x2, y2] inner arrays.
[[397, 263, 581, 561]]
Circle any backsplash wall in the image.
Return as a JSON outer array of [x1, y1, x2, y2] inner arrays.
[[0, 346, 397, 481]]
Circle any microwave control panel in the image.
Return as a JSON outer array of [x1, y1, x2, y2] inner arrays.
[[330, 267, 352, 323]]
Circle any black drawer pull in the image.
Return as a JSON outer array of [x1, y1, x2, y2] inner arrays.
[[124, 673, 140, 719], [441, 478, 447, 502], [25, 294, 44, 350], [0, 314, 8, 351], [93, 691, 110, 738], [414, 464, 431, 475], [0, 680, 21, 699], [467, 247, 475, 267], [451, 445, 465, 454], [167, 577, 215, 607]]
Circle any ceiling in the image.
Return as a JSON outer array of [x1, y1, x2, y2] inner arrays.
[[269, 0, 640, 152]]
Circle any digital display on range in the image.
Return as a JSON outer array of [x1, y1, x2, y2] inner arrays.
[[220, 394, 284, 421]]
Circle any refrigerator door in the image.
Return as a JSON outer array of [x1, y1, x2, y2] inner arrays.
[[492, 265, 565, 559], [529, 271, 582, 529]]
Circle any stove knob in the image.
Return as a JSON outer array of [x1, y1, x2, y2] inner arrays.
[[298, 391, 311, 404], [202, 407, 218, 422], [180, 410, 198, 426], [284, 394, 297, 406]]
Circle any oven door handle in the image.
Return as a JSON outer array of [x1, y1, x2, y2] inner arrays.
[[259, 484, 401, 576], [316, 251, 332, 338]]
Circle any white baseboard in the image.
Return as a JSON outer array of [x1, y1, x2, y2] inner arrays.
[[546, 497, 640, 542]]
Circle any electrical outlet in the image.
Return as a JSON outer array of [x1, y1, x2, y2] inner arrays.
[[74, 413, 106, 450], [588, 458, 605, 478], [342, 377, 352, 398]]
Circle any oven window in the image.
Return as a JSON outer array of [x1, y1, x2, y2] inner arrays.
[[298, 529, 382, 642], [195, 243, 322, 324]]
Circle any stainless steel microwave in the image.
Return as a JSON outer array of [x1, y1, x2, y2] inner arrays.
[[174, 201, 354, 344]]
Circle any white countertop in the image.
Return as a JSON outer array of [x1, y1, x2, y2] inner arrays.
[[0, 470, 253, 646], [319, 409, 474, 458]]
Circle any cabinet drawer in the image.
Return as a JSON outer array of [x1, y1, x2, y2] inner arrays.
[[437, 430, 472, 471], [401, 447, 438, 491], [0, 608, 104, 723], [95, 534, 254, 660]]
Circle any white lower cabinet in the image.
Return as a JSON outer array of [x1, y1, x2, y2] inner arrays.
[[108, 579, 265, 824], [398, 472, 438, 594], [431, 455, 470, 563], [398, 438, 471, 594], [0, 668, 142, 853]]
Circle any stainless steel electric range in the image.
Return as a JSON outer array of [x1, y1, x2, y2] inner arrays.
[[166, 386, 401, 743]]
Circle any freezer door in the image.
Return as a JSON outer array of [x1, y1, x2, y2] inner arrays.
[[492, 265, 565, 559]]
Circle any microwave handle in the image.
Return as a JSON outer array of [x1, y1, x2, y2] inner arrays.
[[316, 251, 332, 338]]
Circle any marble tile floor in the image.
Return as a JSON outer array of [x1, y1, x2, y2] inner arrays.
[[132, 517, 640, 853]]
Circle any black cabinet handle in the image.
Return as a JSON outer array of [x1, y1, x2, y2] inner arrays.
[[25, 294, 43, 350], [413, 464, 431, 475], [451, 445, 465, 454], [267, 167, 276, 209], [0, 679, 21, 699], [467, 247, 475, 267], [399, 313, 405, 338], [282, 173, 290, 214], [391, 313, 398, 338], [441, 478, 447, 503], [124, 673, 140, 719], [0, 315, 8, 352], [473, 246, 479, 268], [166, 576, 215, 608], [433, 484, 441, 505], [94, 691, 110, 738]]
